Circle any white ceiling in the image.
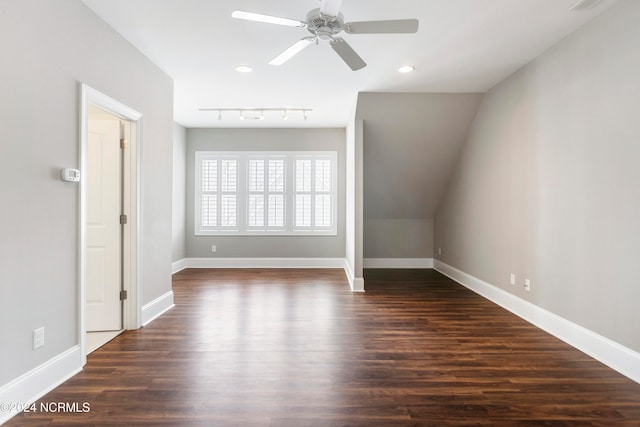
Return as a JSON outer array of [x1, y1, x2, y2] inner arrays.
[[82, 0, 616, 128]]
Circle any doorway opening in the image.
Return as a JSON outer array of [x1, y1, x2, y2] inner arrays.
[[79, 85, 141, 363]]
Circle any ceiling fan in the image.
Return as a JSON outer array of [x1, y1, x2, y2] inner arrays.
[[232, 0, 419, 71]]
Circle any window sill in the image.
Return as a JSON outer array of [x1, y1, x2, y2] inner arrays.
[[194, 231, 338, 237]]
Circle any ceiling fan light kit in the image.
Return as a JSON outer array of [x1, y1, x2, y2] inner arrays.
[[231, 0, 419, 71]]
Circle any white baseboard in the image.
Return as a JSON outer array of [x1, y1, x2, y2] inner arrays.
[[0, 346, 82, 425], [175, 257, 346, 269], [141, 290, 175, 326], [171, 258, 187, 274], [350, 277, 365, 292], [434, 260, 640, 384], [364, 258, 434, 269], [344, 260, 365, 292]]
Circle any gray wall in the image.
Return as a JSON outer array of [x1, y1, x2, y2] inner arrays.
[[435, 0, 640, 352], [0, 0, 173, 385], [172, 123, 187, 262], [364, 219, 433, 258], [186, 128, 346, 258], [356, 93, 483, 259]]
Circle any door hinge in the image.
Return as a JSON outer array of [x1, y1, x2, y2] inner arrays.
[[120, 214, 128, 225], [120, 290, 128, 301], [120, 138, 128, 149]]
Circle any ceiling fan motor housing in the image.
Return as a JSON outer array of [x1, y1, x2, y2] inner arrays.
[[306, 8, 344, 40]]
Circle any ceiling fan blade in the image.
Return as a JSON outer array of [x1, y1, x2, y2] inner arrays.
[[345, 19, 419, 34], [319, 0, 343, 17], [330, 37, 366, 71], [231, 10, 306, 28], [269, 38, 315, 65]]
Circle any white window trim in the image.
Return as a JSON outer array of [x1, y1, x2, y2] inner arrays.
[[195, 151, 338, 236]]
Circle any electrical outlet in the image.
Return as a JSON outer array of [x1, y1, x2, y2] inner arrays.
[[510, 273, 516, 285], [524, 279, 531, 292], [211, 245, 217, 253], [33, 327, 44, 350]]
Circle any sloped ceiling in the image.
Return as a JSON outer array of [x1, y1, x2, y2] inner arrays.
[[357, 92, 484, 219]]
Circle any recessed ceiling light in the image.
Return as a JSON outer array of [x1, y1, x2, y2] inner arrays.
[[398, 65, 416, 73], [235, 65, 253, 73]]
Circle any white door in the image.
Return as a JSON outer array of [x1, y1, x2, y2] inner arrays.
[[86, 114, 122, 331]]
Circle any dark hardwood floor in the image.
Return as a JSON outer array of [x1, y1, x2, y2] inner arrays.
[[7, 269, 640, 426]]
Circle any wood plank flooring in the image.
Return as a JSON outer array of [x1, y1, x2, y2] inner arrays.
[[7, 269, 640, 426]]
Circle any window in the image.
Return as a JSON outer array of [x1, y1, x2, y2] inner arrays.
[[199, 155, 238, 231], [195, 151, 337, 235], [246, 156, 285, 231], [293, 156, 334, 232]]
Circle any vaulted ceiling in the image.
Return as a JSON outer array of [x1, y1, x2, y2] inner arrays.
[[82, 0, 616, 128]]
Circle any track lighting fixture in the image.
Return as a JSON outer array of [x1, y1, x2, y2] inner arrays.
[[199, 108, 311, 121]]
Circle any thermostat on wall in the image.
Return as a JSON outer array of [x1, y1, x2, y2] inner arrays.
[[61, 168, 80, 182]]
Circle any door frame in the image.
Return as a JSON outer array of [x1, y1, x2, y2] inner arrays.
[[79, 84, 142, 365]]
